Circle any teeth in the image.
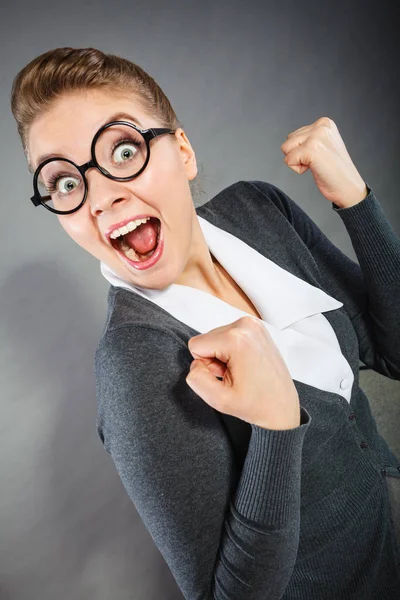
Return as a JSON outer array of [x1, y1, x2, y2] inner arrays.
[[119, 238, 155, 262], [119, 238, 141, 261], [110, 217, 151, 240], [124, 247, 139, 259], [112, 217, 160, 263]]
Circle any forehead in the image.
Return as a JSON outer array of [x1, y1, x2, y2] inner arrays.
[[28, 89, 157, 172]]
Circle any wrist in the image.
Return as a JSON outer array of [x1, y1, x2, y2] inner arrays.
[[335, 182, 369, 209]]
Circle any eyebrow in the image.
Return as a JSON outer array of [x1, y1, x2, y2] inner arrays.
[[29, 111, 145, 173]]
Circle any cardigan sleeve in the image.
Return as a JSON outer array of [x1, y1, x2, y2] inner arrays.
[[249, 180, 400, 380], [95, 325, 311, 599]]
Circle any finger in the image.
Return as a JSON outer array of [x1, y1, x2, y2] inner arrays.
[[191, 357, 227, 377], [286, 124, 312, 139], [186, 362, 227, 409], [288, 117, 331, 138], [281, 130, 309, 156], [188, 323, 233, 358], [188, 323, 241, 363], [284, 146, 311, 174], [206, 360, 227, 377]]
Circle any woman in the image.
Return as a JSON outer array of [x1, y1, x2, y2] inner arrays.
[[10, 47, 400, 599]]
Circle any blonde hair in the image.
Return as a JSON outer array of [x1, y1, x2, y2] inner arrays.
[[10, 46, 203, 200]]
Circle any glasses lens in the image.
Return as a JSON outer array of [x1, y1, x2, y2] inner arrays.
[[36, 161, 84, 213], [94, 124, 147, 178]]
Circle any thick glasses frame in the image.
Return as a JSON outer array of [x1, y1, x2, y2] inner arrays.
[[30, 120, 176, 215]]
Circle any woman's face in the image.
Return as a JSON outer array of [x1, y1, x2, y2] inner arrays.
[[27, 88, 199, 290]]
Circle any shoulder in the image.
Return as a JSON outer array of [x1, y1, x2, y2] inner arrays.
[[200, 179, 325, 254], [95, 321, 190, 376], [204, 179, 301, 224], [94, 318, 193, 406], [95, 284, 198, 350]]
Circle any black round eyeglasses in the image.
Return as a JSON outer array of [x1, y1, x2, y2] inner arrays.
[[30, 120, 176, 215]]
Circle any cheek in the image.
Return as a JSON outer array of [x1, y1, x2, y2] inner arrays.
[[147, 144, 186, 183], [58, 215, 97, 249], [132, 156, 183, 203]]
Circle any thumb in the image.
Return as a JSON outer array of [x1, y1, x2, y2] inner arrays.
[[186, 361, 223, 407]]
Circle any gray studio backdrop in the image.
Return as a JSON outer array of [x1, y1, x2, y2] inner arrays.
[[1, 1, 399, 599]]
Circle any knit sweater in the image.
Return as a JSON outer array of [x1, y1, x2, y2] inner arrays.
[[94, 180, 400, 599]]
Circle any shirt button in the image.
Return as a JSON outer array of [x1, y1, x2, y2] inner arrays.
[[360, 441, 368, 449], [340, 378, 350, 390], [381, 468, 387, 476], [348, 413, 356, 420]]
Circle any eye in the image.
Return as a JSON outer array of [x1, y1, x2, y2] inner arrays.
[[47, 173, 80, 194], [58, 176, 79, 193], [112, 141, 139, 164]]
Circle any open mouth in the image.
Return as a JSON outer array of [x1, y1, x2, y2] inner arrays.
[[110, 217, 161, 263]]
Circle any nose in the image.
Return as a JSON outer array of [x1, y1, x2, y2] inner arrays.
[[86, 168, 130, 217]]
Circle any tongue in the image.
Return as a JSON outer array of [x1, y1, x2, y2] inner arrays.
[[124, 220, 159, 255]]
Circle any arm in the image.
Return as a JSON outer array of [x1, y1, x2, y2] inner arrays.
[[95, 325, 311, 599], [249, 180, 400, 380]]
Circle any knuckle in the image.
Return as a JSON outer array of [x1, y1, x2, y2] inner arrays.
[[236, 316, 264, 341], [240, 315, 260, 326], [317, 116, 333, 129], [228, 326, 247, 345], [317, 116, 330, 125], [226, 315, 260, 341], [238, 315, 261, 334], [227, 328, 250, 353], [307, 135, 321, 150]]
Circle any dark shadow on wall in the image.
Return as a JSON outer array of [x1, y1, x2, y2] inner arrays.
[[0, 261, 183, 600]]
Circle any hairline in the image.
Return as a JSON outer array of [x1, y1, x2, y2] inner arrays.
[[26, 89, 164, 173]]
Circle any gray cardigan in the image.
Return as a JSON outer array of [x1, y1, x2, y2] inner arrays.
[[94, 180, 400, 599]]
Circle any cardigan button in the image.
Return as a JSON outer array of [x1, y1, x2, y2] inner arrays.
[[360, 441, 368, 449], [348, 413, 356, 421], [340, 378, 350, 390], [381, 468, 387, 477]]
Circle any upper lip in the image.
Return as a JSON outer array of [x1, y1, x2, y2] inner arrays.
[[104, 214, 159, 242]]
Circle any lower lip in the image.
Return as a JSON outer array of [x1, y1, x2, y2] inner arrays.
[[117, 223, 164, 271]]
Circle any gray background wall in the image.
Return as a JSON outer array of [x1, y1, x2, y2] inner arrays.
[[1, 1, 399, 599]]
